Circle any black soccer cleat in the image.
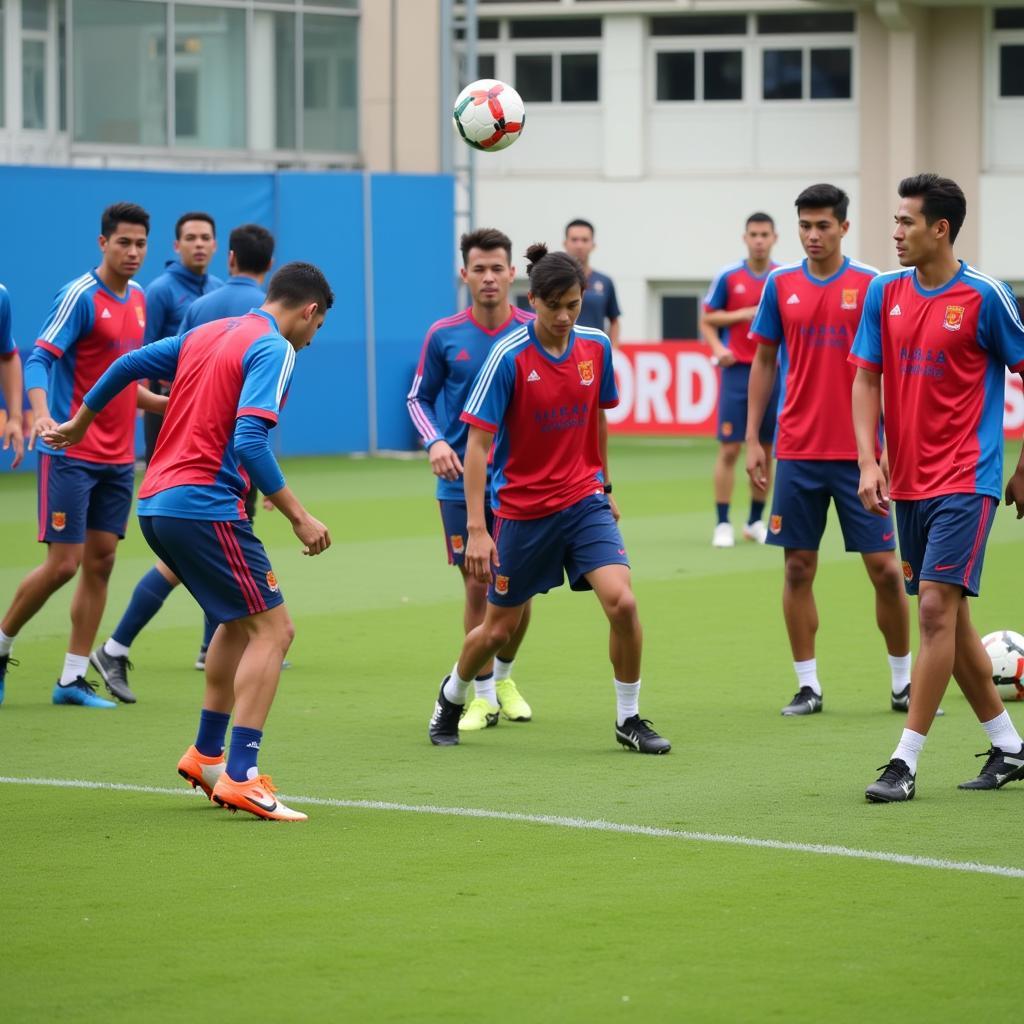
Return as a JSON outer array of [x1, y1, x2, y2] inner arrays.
[[615, 715, 671, 754], [0, 654, 18, 707], [429, 677, 462, 746], [865, 758, 916, 803], [958, 745, 1024, 790], [89, 647, 137, 704], [890, 684, 944, 716], [781, 687, 822, 716]]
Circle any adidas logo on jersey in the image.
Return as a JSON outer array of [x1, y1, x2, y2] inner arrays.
[[889, 304, 902, 316], [455, 349, 471, 361], [100, 308, 113, 319], [786, 294, 800, 305], [527, 370, 541, 382], [733, 284, 747, 294]]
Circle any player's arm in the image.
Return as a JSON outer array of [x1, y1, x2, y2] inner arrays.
[[407, 329, 461, 480], [744, 343, 777, 489], [598, 410, 620, 521], [462, 425, 497, 583], [1007, 412, 1024, 519], [851, 367, 889, 516], [702, 307, 760, 328], [699, 311, 733, 366], [0, 351, 24, 468], [607, 318, 621, 349], [136, 385, 169, 415]]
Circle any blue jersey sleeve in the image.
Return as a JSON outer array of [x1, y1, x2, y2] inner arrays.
[[599, 336, 618, 408], [978, 281, 1024, 371], [850, 277, 885, 370], [461, 349, 515, 434], [0, 287, 14, 357], [238, 335, 295, 423], [35, 280, 94, 357], [144, 279, 172, 344], [748, 273, 782, 344], [233, 414, 286, 495], [83, 335, 184, 411], [605, 278, 622, 321], [406, 328, 446, 447], [703, 267, 730, 311]]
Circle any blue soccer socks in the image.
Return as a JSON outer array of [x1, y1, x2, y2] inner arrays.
[[112, 567, 175, 648], [195, 709, 231, 757], [226, 726, 263, 782]]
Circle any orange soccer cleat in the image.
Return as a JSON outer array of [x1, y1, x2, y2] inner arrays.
[[210, 773, 308, 822], [177, 745, 226, 799]]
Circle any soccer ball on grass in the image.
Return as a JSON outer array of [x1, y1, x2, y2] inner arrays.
[[452, 79, 525, 152], [981, 630, 1024, 701]]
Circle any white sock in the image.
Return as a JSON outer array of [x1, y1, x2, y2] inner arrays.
[[443, 664, 471, 705], [104, 638, 131, 659], [494, 656, 514, 682], [794, 658, 821, 696], [59, 653, 90, 687], [982, 710, 1024, 753], [474, 673, 497, 705], [0, 628, 14, 657], [888, 652, 911, 695], [615, 678, 640, 726], [892, 728, 927, 774]]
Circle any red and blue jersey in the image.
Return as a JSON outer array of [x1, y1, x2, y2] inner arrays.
[[83, 310, 294, 520], [850, 262, 1024, 501], [703, 260, 777, 363], [749, 256, 878, 460], [407, 305, 534, 502], [0, 284, 15, 358], [460, 321, 617, 520], [25, 270, 146, 465]]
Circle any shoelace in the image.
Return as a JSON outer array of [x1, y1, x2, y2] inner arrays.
[[631, 718, 660, 736], [973, 747, 1002, 774], [254, 775, 277, 795], [875, 760, 909, 784], [72, 677, 101, 694], [114, 656, 134, 672]]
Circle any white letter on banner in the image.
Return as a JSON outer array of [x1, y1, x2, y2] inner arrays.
[[606, 349, 632, 425], [634, 352, 673, 424], [1005, 370, 1024, 433], [675, 352, 717, 424]]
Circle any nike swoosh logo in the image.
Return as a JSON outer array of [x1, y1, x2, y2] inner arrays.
[[618, 549, 626, 555], [245, 793, 278, 813], [883, 531, 894, 541], [934, 563, 959, 572]]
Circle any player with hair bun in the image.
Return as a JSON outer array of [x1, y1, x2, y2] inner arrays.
[[427, 243, 670, 754]]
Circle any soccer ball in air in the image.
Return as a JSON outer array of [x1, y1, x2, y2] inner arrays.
[[982, 630, 1024, 701], [453, 79, 525, 152]]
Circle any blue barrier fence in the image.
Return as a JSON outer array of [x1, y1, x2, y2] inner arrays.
[[0, 165, 455, 470]]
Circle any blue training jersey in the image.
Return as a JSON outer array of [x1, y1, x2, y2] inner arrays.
[[0, 285, 14, 357], [179, 277, 267, 333]]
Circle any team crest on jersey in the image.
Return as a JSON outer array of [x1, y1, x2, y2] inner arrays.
[[577, 360, 595, 386], [769, 514, 782, 535], [495, 574, 510, 595], [841, 289, 859, 310], [450, 534, 465, 554], [134, 305, 145, 329], [266, 570, 279, 593], [721, 422, 733, 437], [902, 561, 914, 583], [943, 305, 965, 332], [51, 511, 66, 532]]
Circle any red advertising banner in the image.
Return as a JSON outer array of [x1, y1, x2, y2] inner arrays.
[[608, 341, 1024, 439]]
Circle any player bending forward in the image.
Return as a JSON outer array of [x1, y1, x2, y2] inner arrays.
[[45, 262, 333, 822], [851, 174, 1024, 802], [428, 244, 670, 754]]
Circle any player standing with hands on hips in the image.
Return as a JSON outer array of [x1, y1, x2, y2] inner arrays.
[[428, 244, 669, 754], [850, 174, 1024, 802]]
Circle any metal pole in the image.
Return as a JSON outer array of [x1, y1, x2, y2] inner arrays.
[[465, 0, 477, 232], [439, 0, 453, 175], [362, 170, 378, 454]]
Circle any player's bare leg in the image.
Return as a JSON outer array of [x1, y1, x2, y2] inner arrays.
[[69, 529, 118, 655], [713, 442, 740, 547], [950, 597, 1003, 722], [229, 605, 295, 730], [202, 621, 243, 715], [861, 550, 915, 711], [1, 541, 83, 637], [904, 581, 959, 734], [780, 548, 823, 715]]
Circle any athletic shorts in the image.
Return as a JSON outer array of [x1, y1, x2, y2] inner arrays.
[[138, 515, 284, 624], [488, 493, 628, 607], [895, 493, 998, 597], [37, 453, 134, 544], [438, 499, 494, 568], [717, 361, 780, 445], [767, 459, 897, 553]]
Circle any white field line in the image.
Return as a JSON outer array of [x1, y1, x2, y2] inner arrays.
[[2, 774, 1023, 879]]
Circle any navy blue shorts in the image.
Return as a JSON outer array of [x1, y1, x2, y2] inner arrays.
[[37, 454, 134, 544], [717, 362, 779, 445], [438, 499, 494, 568], [767, 459, 897, 553], [138, 515, 284, 624], [896, 494, 998, 597], [488, 494, 628, 606]]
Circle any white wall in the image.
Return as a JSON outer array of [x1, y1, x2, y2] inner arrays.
[[979, 174, 1024, 281]]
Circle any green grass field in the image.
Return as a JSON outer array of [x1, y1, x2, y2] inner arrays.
[[3, 438, 1023, 1023]]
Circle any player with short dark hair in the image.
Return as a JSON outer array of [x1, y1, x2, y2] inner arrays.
[[0, 201, 164, 708], [44, 261, 334, 821], [745, 184, 912, 717], [90, 225, 278, 699], [427, 243, 670, 754], [142, 210, 222, 461], [701, 212, 780, 547], [0, 283, 24, 469], [564, 219, 622, 347], [851, 173, 1024, 802], [407, 227, 535, 730]]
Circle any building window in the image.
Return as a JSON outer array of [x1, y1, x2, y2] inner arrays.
[[515, 53, 553, 101], [650, 15, 746, 37], [660, 294, 700, 340], [250, 9, 295, 150], [303, 12, 358, 153], [993, 8, 1024, 98], [656, 49, 741, 102], [22, 0, 49, 129], [656, 51, 695, 101], [762, 49, 802, 99], [763, 46, 852, 100], [1001, 44, 1024, 95], [756, 12, 856, 35]]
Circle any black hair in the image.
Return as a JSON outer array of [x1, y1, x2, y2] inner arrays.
[[564, 218, 595, 238], [266, 261, 334, 312], [175, 211, 216, 239], [897, 173, 967, 244], [746, 211, 775, 230], [229, 223, 275, 274], [460, 227, 512, 265], [101, 202, 150, 238], [524, 243, 586, 301], [795, 183, 849, 223]]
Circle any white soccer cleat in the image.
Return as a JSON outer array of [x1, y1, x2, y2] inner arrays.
[[743, 520, 768, 544], [712, 523, 735, 548]]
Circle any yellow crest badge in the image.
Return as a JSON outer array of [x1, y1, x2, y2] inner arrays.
[[943, 305, 965, 332], [577, 360, 595, 386], [266, 570, 279, 593], [134, 305, 146, 329], [902, 561, 914, 582], [721, 422, 733, 438], [51, 511, 66, 532], [841, 289, 858, 310], [495, 575, 510, 595], [769, 515, 782, 535], [450, 534, 465, 554]]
